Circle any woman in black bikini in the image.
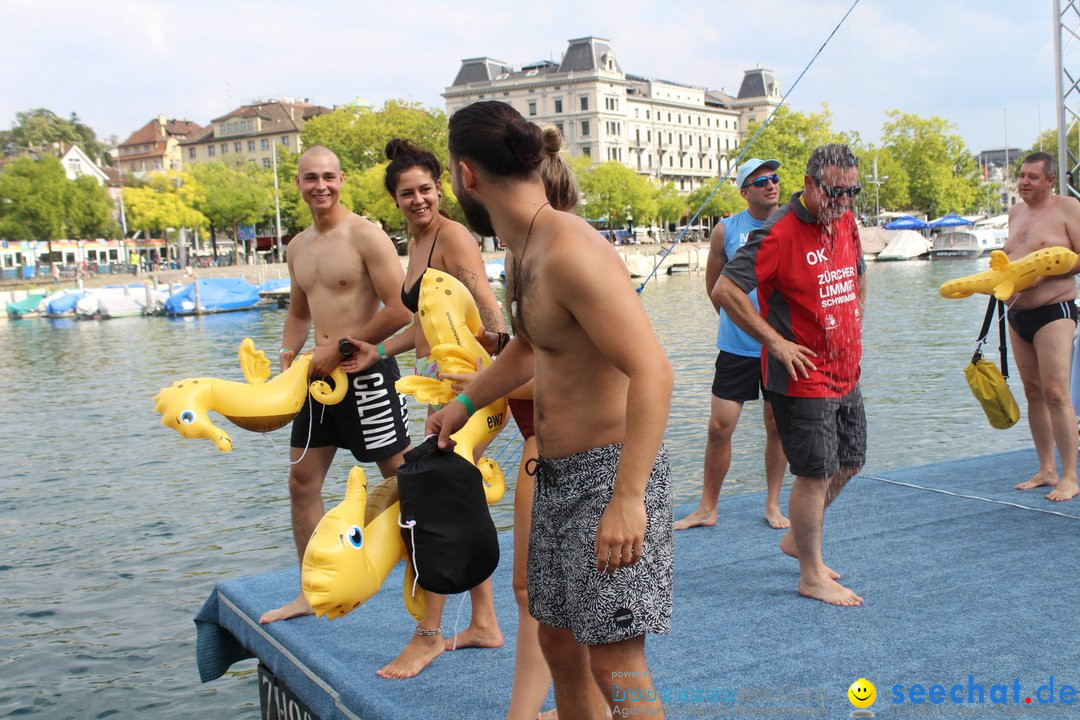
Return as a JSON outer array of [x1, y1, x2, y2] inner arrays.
[[372, 138, 507, 680]]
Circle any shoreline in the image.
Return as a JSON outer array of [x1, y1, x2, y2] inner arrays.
[[1, 241, 709, 296]]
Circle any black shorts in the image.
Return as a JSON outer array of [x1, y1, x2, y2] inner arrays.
[[290, 358, 410, 462], [1006, 301, 1078, 344], [711, 351, 765, 402], [765, 386, 866, 478]]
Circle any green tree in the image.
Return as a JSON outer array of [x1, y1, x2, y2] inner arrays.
[[300, 100, 449, 173], [686, 181, 743, 225], [577, 162, 657, 235], [0, 156, 68, 259], [737, 105, 844, 193], [880, 110, 980, 216], [66, 175, 119, 239], [9, 108, 107, 163], [654, 182, 687, 228], [188, 160, 275, 261]]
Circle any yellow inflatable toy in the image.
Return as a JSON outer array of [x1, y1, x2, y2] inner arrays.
[[939, 247, 1079, 301], [396, 269, 507, 504], [153, 337, 348, 452], [301, 467, 426, 621]]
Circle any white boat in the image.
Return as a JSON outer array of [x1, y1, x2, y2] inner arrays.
[[875, 230, 932, 261], [75, 285, 168, 319], [930, 229, 1007, 259], [858, 227, 890, 259]]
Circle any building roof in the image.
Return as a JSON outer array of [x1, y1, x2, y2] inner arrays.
[[182, 100, 331, 145], [737, 68, 779, 100], [558, 36, 620, 73], [119, 117, 202, 148], [452, 57, 513, 86]]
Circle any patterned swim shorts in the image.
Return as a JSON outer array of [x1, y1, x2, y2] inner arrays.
[[527, 443, 673, 645]]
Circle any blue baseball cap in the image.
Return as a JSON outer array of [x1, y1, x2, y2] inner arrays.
[[736, 158, 781, 189]]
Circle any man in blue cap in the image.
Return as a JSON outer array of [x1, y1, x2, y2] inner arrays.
[[675, 158, 790, 531]]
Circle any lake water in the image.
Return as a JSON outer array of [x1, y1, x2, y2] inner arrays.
[[0, 261, 1038, 718]]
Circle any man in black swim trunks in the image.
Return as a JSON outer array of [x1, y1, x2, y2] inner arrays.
[[259, 146, 413, 623], [1003, 152, 1080, 502]]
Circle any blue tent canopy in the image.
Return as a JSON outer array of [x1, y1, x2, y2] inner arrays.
[[883, 215, 930, 230], [928, 213, 975, 229]]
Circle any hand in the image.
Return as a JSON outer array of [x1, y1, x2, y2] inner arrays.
[[308, 344, 341, 378], [477, 330, 499, 355], [594, 493, 647, 574], [426, 401, 469, 450], [339, 337, 380, 373], [439, 357, 483, 393], [766, 338, 817, 380]]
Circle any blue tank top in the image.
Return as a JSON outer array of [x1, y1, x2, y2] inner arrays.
[[716, 210, 766, 357]]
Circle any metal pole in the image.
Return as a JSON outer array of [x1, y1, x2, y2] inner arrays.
[[272, 141, 283, 262], [1055, 0, 1069, 195]]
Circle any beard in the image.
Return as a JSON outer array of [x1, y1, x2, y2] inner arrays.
[[458, 190, 497, 237]]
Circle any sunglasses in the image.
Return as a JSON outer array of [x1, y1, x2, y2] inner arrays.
[[815, 178, 862, 198], [745, 173, 780, 189]]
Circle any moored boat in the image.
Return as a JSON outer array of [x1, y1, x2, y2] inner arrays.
[[930, 229, 1007, 259]]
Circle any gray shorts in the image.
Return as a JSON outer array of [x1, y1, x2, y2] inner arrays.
[[527, 443, 673, 645], [765, 385, 866, 478]]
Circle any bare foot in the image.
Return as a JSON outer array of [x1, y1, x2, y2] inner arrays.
[[376, 633, 444, 679], [673, 508, 717, 530], [779, 532, 840, 580], [799, 574, 863, 606], [259, 595, 313, 624], [445, 624, 503, 651], [1015, 471, 1058, 491], [764, 508, 790, 529], [539, 709, 558, 720], [1047, 478, 1079, 501]]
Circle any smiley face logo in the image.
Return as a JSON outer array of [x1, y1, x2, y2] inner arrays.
[[848, 678, 876, 709]]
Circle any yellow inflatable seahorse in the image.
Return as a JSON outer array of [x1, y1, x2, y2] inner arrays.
[[396, 269, 507, 503], [939, 247, 1079, 301], [301, 467, 426, 621], [153, 337, 348, 452]]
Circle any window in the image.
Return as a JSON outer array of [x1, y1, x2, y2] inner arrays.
[[580, 96, 589, 111], [528, 101, 537, 116], [555, 122, 564, 136], [221, 142, 229, 154], [208, 144, 216, 157], [554, 99, 563, 114], [234, 141, 242, 153], [261, 138, 270, 150], [188, 147, 196, 159], [281, 135, 290, 147], [262, 157, 271, 168], [247, 140, 256, 152], [582, 146, 591, 157], [581, 120, 590, 136]]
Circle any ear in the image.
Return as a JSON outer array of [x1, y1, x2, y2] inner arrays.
[[458, 159, 478, 192]]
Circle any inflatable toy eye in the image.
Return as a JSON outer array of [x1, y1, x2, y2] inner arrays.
[[179, 410, 196, 425], [346, 525, 363, 549]]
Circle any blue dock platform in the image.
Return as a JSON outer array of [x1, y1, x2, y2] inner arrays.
[[195, 449, 1080, 718]]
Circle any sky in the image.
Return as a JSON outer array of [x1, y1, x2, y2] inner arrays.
[[0, 0, 1067, 156]]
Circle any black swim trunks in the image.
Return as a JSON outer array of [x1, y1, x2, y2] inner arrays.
[[290, 358, 410, 462], [1007, 301, 1078, 344], [527, 443, 673, 645], [711, 350, 766, 402]]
